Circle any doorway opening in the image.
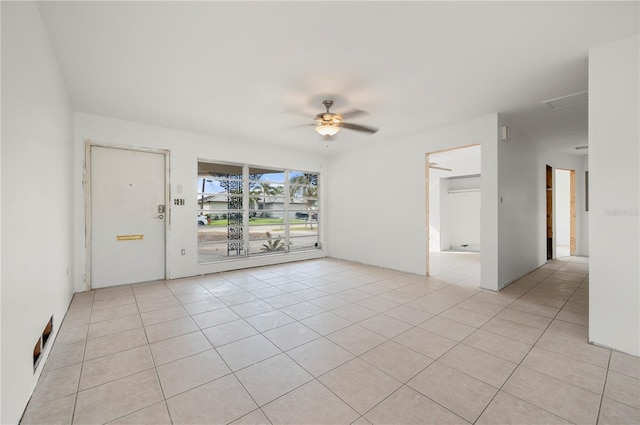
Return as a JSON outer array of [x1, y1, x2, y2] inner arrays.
[[426, 145, 481, 286], [554, 168, 576, 258]]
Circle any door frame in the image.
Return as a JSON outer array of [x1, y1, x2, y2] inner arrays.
[[84, 140, 171, 290]]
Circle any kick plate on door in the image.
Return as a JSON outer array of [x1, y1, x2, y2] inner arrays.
[[117, 234, 144, 241]]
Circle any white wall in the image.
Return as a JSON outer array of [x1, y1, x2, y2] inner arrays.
[[1, 3, 76, 423], [73, 113, 328, 291], [326, 114, 500, 289], [589, 34, 639, 356], [495, 124, 546, 288], [443, 177, 481, 252]]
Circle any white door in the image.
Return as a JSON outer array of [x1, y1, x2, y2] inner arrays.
[[90, 146, 166, 288]]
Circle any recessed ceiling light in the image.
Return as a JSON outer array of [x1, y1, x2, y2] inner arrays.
[[541, 91, 588, 110]]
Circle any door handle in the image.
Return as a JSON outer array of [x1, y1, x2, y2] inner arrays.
[[155, 214, 164, 219]]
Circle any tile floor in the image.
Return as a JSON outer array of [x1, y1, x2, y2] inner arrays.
[[21, 256, 640, 425]]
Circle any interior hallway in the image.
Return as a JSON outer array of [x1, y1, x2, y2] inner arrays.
[[21, 257, 639, 424]]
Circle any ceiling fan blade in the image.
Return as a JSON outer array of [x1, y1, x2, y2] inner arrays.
[[429, 165, 453, 172], [339, 122, 378, 134], [339, 108, 369, 120]]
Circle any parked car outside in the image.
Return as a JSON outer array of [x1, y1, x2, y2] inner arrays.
[[198, 214, 209, 226]]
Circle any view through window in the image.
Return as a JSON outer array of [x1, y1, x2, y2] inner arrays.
[[197, 162, 319, 263]]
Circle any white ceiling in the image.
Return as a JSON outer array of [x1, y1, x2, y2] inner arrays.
[[36, 1, 638, 156]]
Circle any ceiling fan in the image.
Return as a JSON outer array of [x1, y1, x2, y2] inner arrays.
[[428, 163, 452, 172], [310, 100, 378, 137]]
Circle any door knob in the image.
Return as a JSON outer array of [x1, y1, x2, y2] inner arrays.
[[155, 214, 164, 219]]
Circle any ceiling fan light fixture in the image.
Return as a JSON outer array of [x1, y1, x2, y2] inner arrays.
[[315, 124, 340, 137]]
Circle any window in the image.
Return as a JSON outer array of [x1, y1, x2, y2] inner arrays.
[[198, 161, 320, 263]]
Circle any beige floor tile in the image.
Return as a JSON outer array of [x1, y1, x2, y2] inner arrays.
[[149, 331, 212, 366], [216, 334, 281, 371], [393, 327, 457, 359], [230, 408, 272, 425], [331, 304, 378, 322], [145, 316, 199, 343], [356, 296, 400, 313], [327, 324, 387, 356], [545, 319, 589, 341], [263, 379, 359, 425], [509, 298, 560, 318], [263, 322, 321, 351], [288, 287, 327, 301], [137, 296, 181, 314], [245, 310, 295, 332], [279, 301, 326, 320], [406, 296, 451, 315], [181, 297, 226, 315], [555, 308, 588, 326], [44, 340, 85, 371], [219, 291, 260, 306], [175, 291, 217, 305], [455, 298, 507, 316], [358, 314, 412, 339], [230, 300, 276, 318], [202, 319, 258, 347], [522, 347, 607, 394], [383, 305, 433, 326], [166, 374, 257, 424], [156, 349, 230, 398], [29, 363, 81, 407], [365, 386, 468, 425], [94, 286, 133, 301], [481, 317, 543, 345], [598, 396, 640, 425], [191, 307, 241, 328], [74, 369, 163, 424], [300, 311, 351, 335], [93, 295, 137, 311], [503, 366, 600, 424], [497, 308, 553, 330], [21, 394, 75, 425], [336, 289, 374, 303], [88, 314, 143, 340], [90, 303, 140, 323], [440, 344, 517, 388], [476, 391, 570, 424], [250, 286, 288, 299], [438, 306, 492, 327], [107, 401, 172, 424], [84, 327, 148, 360], [79, 345, 154, 390], [604, 370, 640, 409], [361, 340, 433, 383], [55, 323, 89, 345], [140, 305, 188, 326], [264, 293, 304, 309], [419, 316, 476, 341], [320, 358, 402, 415], [535, 331, 610, 368], [463, 329, 532, 364], [286, 337, 355, 377], [409, 362, 497, 422], [610, 350, 640, 379], [235, 353, 313, 406]]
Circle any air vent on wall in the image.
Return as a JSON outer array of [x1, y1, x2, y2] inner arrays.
[[541, 90, 588, 110]]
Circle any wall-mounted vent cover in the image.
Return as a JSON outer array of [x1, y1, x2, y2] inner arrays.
[[541, 90, 588, 110]]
